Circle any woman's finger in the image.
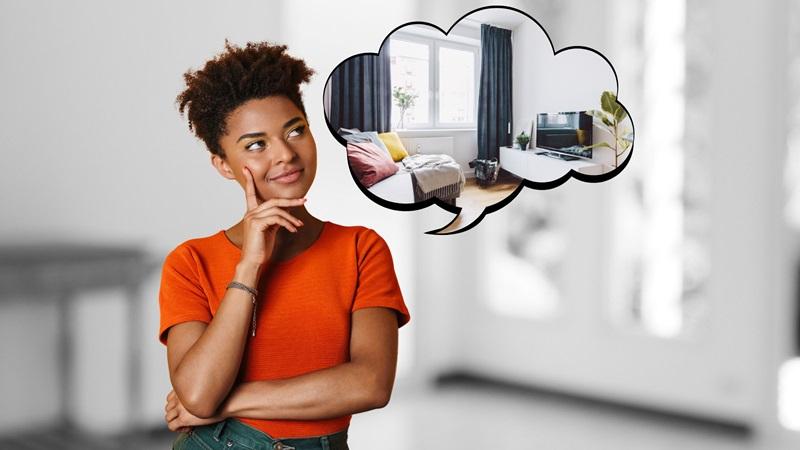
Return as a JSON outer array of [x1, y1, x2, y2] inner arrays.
[[167, 412, 184, 431], [165, 408, 179, 422], [248, 197, 306, 215], [247, 205, 302, 225], [248, 206, 304, 228], [243, 166, 261, 211], [259, 216, 298, 233]]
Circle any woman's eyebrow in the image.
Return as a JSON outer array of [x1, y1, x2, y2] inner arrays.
[[283, 117, 304, 129], [236, 131, 265, 143]]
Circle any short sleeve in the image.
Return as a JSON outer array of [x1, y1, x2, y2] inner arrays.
[[158, 245, 213, 345], [352, 229, 411, 328]]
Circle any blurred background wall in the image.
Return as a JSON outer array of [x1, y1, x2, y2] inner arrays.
[[1, 0, 798, 449]]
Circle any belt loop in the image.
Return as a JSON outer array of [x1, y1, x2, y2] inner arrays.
[[320, 435, 330, 450], [212, 419, 227, 441]]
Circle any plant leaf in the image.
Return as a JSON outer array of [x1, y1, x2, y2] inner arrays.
[[614, 104, 627, 122], [601, 90, 627, 123], [601, 91, 616, 114]]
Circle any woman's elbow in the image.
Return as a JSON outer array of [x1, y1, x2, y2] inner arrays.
[[371, 388, 392, 409], [173, 382, 222, 419], [184, 398, 220, 419], [363, 379, 393, 410]]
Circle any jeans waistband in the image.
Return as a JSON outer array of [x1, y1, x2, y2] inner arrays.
[[199, 417, 348, 450]]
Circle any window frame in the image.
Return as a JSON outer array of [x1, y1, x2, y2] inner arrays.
[[390, 31, 480, 131]]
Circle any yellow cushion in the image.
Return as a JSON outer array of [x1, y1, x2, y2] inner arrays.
[[378, 132, 409, 162]]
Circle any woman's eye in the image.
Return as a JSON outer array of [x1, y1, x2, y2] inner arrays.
[[245, 140, 266, 151], [287, 126, 306, 138]]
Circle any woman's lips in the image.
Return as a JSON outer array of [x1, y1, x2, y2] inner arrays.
[[269, 169, 303, 184]]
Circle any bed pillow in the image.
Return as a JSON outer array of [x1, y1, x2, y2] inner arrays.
[[346, 142, 399, 188], [362, 131, 392, 157], [341, 132, 370, 143], [378, 132, 410, 162], [337, 127, 361, 136], [341, 131, 392, 158]]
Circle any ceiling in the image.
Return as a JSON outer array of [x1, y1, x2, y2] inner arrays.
[[459, 7, 529, 30]]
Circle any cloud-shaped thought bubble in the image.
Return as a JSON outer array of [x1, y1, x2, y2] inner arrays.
[[323, 5, 634, 234]]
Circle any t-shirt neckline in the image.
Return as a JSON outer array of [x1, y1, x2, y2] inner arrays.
[[218, 221, 330, 266]]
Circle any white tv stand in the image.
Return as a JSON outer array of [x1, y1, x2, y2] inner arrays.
[[499, 146, 606, 182]]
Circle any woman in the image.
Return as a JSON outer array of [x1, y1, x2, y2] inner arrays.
[[159, 41, 410, 450]]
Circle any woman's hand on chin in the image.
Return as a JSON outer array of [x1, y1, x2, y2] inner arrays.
[[240, 165, 306, 266], [165, 389, 225, 432]]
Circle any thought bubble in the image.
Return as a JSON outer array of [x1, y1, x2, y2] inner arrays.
[[323, 5, 634, 234]]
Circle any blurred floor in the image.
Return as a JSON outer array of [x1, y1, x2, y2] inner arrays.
[[3, 379, 783, 450], [350, 379, 761, 450]]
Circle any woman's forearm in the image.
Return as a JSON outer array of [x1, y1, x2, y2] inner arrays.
[[218, 361, 392, 421], [171, 261, 263, 418]]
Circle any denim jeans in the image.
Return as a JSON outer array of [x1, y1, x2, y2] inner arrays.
[[171, 418, 349, 450]]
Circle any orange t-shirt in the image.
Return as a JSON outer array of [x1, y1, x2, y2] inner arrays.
[[158, 221, 410, 438]]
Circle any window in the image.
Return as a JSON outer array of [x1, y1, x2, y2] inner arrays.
[[437, 46, 476, 125], [389, 34, 479, 130], [389, 39, 430, 127]]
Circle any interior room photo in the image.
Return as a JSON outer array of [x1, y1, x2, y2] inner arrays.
[[324, 7, 631, 231]]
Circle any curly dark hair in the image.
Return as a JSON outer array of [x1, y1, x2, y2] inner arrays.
[[176, 40, 315, 158]]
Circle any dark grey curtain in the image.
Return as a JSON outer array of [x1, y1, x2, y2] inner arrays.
[[477, 24, 513, 160], [328, 46, 391, 133]]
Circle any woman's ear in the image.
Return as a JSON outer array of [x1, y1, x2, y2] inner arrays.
[[211, 154, 237, 181]]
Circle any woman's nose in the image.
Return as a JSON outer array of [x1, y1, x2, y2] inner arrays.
[[269, 138, 297, 164]]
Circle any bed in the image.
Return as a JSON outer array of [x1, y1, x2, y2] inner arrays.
[[368, 155, 465, 205], [342, 129, 465, 205]]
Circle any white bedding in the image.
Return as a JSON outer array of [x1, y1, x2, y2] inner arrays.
[[367, 163, 415, 204], [401, 154, 464, 193]]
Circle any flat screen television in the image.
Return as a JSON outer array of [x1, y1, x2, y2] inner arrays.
[[534, 111, 593, 159]]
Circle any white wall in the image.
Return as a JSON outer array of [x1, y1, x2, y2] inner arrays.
[[445, 0, 798, 444], [511, 14, 617, 146], [0, 0, 293, 433]]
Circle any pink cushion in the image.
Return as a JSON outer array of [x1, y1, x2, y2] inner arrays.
[[346, 142, 399, 188]]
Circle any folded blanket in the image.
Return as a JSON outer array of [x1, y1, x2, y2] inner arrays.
[[401, 154, 465, 194]]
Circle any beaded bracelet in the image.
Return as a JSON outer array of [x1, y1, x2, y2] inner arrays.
[[226, 281, 258, 337]]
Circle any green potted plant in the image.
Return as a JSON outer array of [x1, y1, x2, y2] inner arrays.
[[516, 130, 530, 150], [584, 90, 633, 167], [392, 86, 418, 129]]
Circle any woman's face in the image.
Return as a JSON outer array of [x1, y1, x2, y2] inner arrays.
[[212, 96, 316, 203]]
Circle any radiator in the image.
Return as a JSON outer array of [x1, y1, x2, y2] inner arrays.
[[400, 136, 454, 156]]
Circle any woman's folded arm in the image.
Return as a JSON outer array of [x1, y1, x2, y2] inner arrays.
[[217, 306, 399, 420], [167, 261, 263, 418]]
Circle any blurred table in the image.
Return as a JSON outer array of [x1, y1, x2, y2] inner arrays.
[[0, 242, 159, 430]]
